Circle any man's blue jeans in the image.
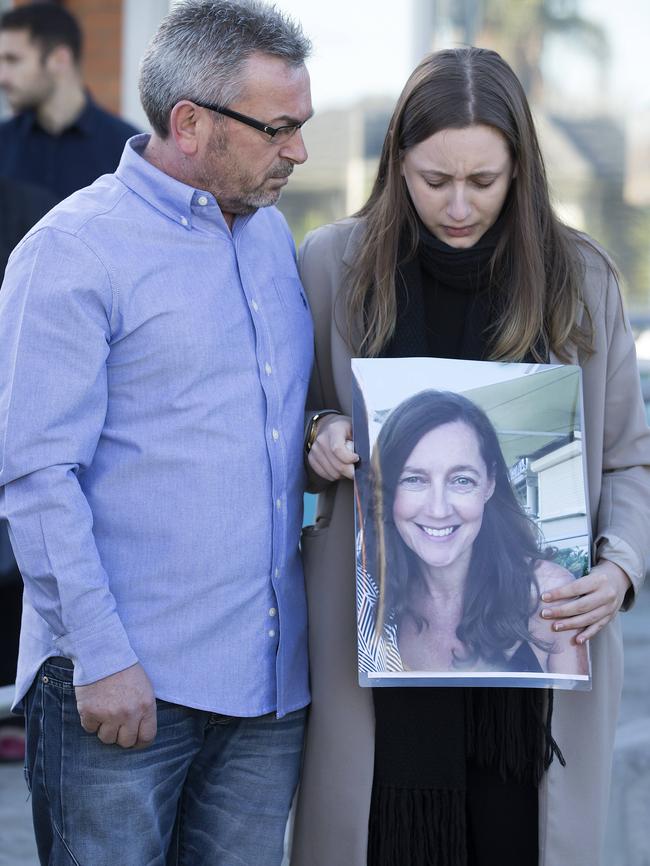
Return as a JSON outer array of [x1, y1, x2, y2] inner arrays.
[[23, 657, 306, 865]]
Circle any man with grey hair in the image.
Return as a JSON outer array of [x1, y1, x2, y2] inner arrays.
[[0, 2, 313, 863]]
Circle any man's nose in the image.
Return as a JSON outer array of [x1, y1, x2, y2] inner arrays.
[[279, 128, 308, 165]]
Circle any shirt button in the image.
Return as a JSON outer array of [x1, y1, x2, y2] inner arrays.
[[251, 299, 259, 311], [274, 567, 280, 578], [272, 428, 279, 441], [197, 195, 208, 206], [276, 498, 282, 511], [265, 362, 273, 375], [180, 216, 188, 226], [268, 629, 276, 638], [269, 607, 277, 617]]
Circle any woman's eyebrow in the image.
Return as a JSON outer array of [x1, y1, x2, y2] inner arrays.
[[399, 464, 481, 475], [447, 464, 481, 475], [421, 169, 502, 181]]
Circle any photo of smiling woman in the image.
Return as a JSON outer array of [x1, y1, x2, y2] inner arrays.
[[357, 389, 589, 680]]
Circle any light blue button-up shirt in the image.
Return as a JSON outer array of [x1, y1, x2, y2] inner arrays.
[[0, 134, 313, 717]]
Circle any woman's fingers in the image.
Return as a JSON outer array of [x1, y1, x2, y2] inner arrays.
[[539, 559, 631, 643], [308, 450, 348, 481], [541, 571, 598, 603], [576, 617, 616, 644], [308, 415, 359, 481], [545, 603, 611, 633], [541, 579, 613, 618]]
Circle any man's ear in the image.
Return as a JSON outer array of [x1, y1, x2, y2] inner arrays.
[[168, 101, 203, 156], [43, 43, 74, 75]]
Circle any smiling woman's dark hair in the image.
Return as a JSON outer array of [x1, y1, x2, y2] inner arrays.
[[367, 389, 545, 668]]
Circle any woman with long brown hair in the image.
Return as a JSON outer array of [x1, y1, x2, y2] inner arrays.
[[291, 47, 650, 866]]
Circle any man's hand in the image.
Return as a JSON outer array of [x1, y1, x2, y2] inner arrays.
[[539, 559, 631, 644], [75, 662, 157, 749], [307, 414, 359, 481]]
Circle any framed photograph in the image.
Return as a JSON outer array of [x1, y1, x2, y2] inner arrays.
[[352, 357, 591, 690]]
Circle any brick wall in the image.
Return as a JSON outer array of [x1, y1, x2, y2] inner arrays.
[[12, 0, 124, 113]]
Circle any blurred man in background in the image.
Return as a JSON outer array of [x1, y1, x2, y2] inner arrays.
[[0, 2, 138, 201]]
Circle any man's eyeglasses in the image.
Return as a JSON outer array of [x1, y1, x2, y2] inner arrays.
[[191, 101, 305, 142]]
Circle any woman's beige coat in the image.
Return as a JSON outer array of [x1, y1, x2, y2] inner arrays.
[[290, 218, 650, 866]]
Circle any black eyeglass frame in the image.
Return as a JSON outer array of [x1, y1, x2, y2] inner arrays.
[[191, 100, 305, 140]]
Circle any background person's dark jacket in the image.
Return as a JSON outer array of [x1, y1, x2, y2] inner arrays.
[[0, 176, 56, 280], [0, 176, 55, 687]]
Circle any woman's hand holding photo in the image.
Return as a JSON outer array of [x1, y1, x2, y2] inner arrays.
[[307, 414, 358, 481], [540, 559, 631, 644]]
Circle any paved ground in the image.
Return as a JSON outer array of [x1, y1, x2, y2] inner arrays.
[[2, 586, 649, 865], [0, 761, 34, 866]]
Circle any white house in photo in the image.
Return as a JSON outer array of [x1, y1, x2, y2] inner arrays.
[[529, 436, 588, 550]]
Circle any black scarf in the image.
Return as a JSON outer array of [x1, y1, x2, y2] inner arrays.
[[369, 220, 564, 866], [383, 216, 503, 360]]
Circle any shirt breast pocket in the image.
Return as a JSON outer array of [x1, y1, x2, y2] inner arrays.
[[269, 277, 313, 384], [273, 277, 310, 313]]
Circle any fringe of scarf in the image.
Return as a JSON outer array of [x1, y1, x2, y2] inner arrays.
[[465, 688, 565, 786], [368, 786, 467, 866]]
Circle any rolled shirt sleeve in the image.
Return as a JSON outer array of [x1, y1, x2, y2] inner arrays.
[[0, 227, 137, 685]]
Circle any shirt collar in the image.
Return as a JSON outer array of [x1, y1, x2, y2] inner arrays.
[[72, 97, 98, 135], [115, 133, 236, 233]]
